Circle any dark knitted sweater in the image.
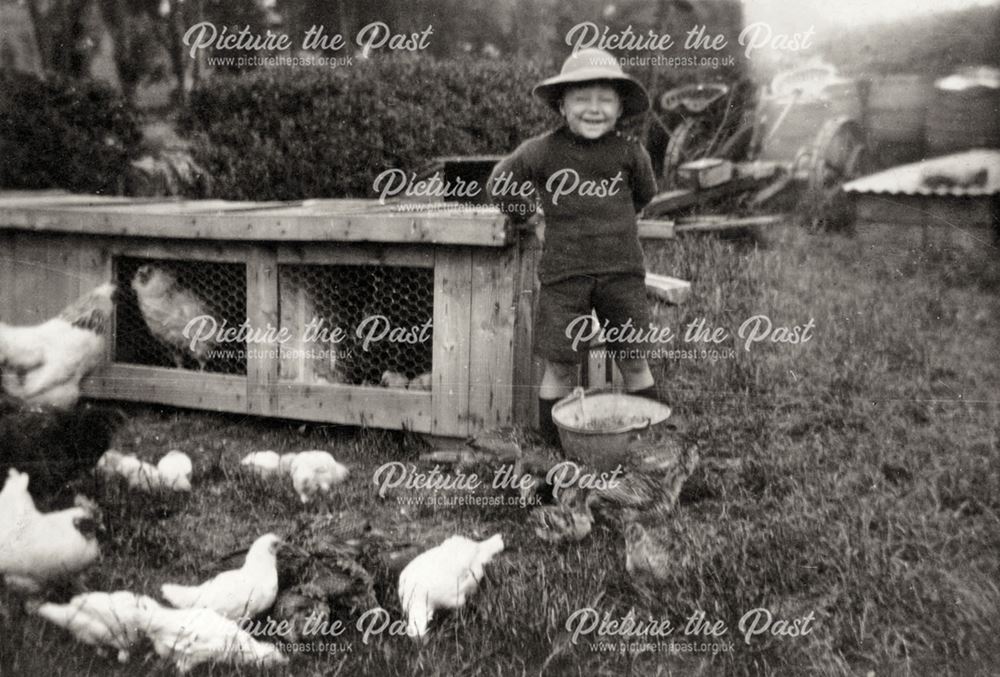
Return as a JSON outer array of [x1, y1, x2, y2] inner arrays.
[[488, 125, 657, 284]]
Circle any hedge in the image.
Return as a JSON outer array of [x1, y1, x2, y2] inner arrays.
[[180, 57, 559, 200], [0, 71, 142, 194]]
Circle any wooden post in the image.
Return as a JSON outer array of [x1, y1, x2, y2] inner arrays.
[[467, 246, 517, 430], [511, 230, 542, 427], [246, 246, 279, 416], [0, 231, 15, 321], [431, 248, 474, 436]]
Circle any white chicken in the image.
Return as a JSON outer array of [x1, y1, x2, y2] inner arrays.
[[160, 533, 281, 620], [0, 282, 115, 409], [32, 591, 160, 663], [130, 265, 216, 370], [145, 605, 288, 673], [240, 451, 281, 479], [398, 533, 504, 643], [157, 450, 193, 491], [288, 450, 348, 504], [0, 470, 102, 591], [379, 370, 409, 388], [407, 372, 433, 391]]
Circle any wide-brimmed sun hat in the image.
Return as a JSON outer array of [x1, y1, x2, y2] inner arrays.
[[533, 48, 650, 117]]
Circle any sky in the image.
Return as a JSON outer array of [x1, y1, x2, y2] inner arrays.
[[742, 0, 1000, 29]]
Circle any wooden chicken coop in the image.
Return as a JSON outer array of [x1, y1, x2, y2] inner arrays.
[[0, 192, 544, 438]]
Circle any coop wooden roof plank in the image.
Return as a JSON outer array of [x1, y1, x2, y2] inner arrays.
[[0, 195, 511, 246]]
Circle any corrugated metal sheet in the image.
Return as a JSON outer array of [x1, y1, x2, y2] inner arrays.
[[843, 149, 1000, 197]]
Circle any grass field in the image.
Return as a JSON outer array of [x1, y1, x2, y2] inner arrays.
[[2, 221, 998, 676]]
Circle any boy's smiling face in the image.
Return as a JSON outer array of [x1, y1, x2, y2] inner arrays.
[[560, 83, 622, 140]]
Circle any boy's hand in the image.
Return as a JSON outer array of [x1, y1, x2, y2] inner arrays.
[[518, 212, 544, 243], [521, 211, 542, 230]]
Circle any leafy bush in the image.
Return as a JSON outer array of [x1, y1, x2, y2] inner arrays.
[[180, 57, 556, 200], [0, 71, 142, 194]]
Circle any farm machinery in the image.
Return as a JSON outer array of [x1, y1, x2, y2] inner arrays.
[[642, 63, 871, 229]]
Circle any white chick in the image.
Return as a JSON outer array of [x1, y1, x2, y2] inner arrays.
[[160, 533, 281, 620], [0, 467, 33, 524], [96, 450, 160, 491], [145, 605, 288, 674], [130, 265, 216, 370], [33, 591, 160, 663], [407, 372, 433, 391], [379, 370, 409, 388], [240, 451, 281, 479], [0, 282, 115, 409], [398, 533, 504, 643], [288, 450, 349, 504], [0, 471, 101, 589], [157, 450, 193, 491], [278, 452, 298, 476]]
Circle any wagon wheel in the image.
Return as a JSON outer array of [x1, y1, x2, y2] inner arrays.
[[661, 116, 719, 189], [803, 117, 870, 230], [716, 120, 755, 162]]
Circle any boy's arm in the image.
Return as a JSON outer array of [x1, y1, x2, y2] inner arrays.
[[631, 141, 658, 212], [488, 144, 539, 224]]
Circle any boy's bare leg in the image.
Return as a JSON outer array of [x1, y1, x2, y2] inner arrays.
[[539, 361, 578, 399], [617, 357, 658, 397], [537, 360, 578, 445]]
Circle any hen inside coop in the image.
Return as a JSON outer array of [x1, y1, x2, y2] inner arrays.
[[277, 264, 433, 389], [115, 257, 248, 375]]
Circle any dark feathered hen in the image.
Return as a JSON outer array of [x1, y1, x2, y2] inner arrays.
[[0, 397, 122, 499], [264, 518, 393, 642], [590, 443, 701, 521]]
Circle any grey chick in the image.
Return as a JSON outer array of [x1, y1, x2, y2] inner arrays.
[[530, 488, 594, 544]]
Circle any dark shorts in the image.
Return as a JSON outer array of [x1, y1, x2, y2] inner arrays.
[[534, 273, 651, 364]]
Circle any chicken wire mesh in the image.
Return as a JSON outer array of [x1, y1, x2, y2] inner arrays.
[[278, 264, 433, 389], [114, 257, 247, 375]]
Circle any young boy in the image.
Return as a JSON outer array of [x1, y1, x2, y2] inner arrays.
[[488, 48, 662, 443]]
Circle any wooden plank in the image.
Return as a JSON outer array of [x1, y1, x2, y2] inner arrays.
[[276, 267, 332, 385], [675, 214, 785, 234], [11, 232, 50, 323], [75, 239, 113, 290], [66, 200, 284, 214], [106, 238, 253, 263], [511, 231, 542, 427], [586, 344, 610, 389], [246, 247, 280, 416], [467, 246, 516, 431], [0, 231, 15, 321], [276, 243, 434, 269], [81, 364, 247, 412], [637, 219, 675, 240], [0, 204, 510, 247], [0, 193, 140, 206], [75, 239, 114, 362], [273, 384, 433, 432], [46, 233, 80, 312], [645, 273, 692, 305], [431, 248, 474, 437]]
